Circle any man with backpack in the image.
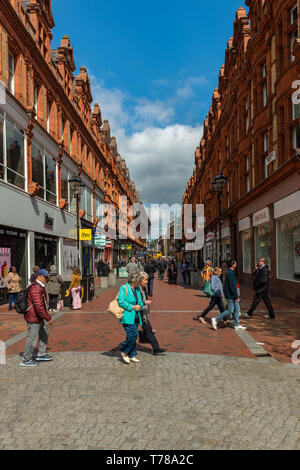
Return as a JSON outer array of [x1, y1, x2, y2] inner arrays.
[[20, 269, 53, 367]]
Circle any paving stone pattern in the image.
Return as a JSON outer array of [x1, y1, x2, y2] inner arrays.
[[0, 352, 300, 450]]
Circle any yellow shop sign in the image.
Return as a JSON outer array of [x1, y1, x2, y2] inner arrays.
[[80, 229, 92, 241]]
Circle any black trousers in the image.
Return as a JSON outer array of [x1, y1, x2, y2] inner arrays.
[[247, 291, 275, 318], [142, 319, 160, 352], [49, 294, 58, 310], [201, 295, 225, 318]]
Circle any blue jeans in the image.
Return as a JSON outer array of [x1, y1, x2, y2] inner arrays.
[[148, 278, 154, 296], [8, 293, 18, 310], [215, 299, 240, 326], [120, 324, 139, 358]]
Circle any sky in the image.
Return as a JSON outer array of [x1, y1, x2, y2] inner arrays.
[[51, 0, 248, 208]]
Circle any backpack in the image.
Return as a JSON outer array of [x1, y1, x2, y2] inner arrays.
[[15, 285, 33, 315]]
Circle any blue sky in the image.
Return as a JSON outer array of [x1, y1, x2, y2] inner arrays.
[[51, 0, 248, 206]]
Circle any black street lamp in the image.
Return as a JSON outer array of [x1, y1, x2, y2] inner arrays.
[[68, 175, 85, 266], [211, 171, 228, 266]]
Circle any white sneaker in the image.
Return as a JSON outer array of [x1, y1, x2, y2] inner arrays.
[[235, 325, 247, 330], [121, 353, 130, 364], [211, 318, 218, 330], [130, 357, 140, 363]]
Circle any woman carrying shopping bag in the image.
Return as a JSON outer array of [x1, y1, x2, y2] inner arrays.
[[117, 272, 144, 364]]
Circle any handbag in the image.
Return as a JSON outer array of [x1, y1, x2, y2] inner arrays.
[[107, 286, 128, 319], [203, 281, 215, 297]]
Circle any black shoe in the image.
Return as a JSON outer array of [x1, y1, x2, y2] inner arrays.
[[153, 349, 167, 355]]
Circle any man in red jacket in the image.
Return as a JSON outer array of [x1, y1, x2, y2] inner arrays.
[[20, 269, 53, 367]]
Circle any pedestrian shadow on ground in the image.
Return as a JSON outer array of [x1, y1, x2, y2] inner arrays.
[[101, 344, 154, 360]]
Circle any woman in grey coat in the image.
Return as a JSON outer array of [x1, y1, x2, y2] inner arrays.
[[45, 265, 64, 312]]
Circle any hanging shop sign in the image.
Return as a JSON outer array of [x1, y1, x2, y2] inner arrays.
[[80, 229, 92, 241]]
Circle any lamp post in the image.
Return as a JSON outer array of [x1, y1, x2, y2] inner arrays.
[[211, 171, 228, 266], [68, 175, 85, 267]]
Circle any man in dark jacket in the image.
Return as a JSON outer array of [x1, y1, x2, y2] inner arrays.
[[245, 258, 275, 319], [20, 269, 53, 367], [144, 258, 156, 297], [212, 260, 247, 330]]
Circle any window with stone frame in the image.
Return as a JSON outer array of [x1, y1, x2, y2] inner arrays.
[[262, 63, 268, 108], [290, 5, 298, 62], [292, 97, 300, 150], [2, 115, 25, 190], [32, 140, 57, 204], [8, 52, 15, 95]]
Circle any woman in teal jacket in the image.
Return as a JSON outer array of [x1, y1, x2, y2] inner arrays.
[[118, 273, 144, 364]]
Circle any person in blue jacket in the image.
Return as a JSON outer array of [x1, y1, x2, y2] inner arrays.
[[211, 260, 247, 331], [118, 273, 144, 364], [194, 267, 225, 324]]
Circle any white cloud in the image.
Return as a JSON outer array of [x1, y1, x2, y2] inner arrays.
[[117, 124, 203, 205], [89, 75, 203, 206], [176, 76, 207, 99], [134, 99, 174, 126]]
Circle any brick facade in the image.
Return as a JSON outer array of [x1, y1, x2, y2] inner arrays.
[[183, 0, 300, 302], [0, 0, 146, 250]]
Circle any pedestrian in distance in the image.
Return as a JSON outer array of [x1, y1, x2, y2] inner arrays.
[[180, 259, 189, 286], [45, 265, 64, 312], [117, 272, 144, 364], [211, 260, 247, 331], [194, 267, 225, 324], [126, 257, 139, 276], [201, 261, 213, 297], [168, 260, 178, 284], [20, 269, 53, 367], [29, 266, 39, 284], [144, 257, 156, 297], [137, 272, 167, 355], [68, 267, 82, 310], [6, 266, 22, 311], [243, 257, 275, 319]]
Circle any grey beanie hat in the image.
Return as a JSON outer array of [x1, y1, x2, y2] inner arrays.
[[49, 265, 57, 274]]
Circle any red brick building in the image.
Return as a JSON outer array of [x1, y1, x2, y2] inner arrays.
[[0, 0, 146, 302], [183, 0, 300, 302]]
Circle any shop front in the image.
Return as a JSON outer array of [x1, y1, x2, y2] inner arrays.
[[237, 189, 300, 302], [0, 226, 27, 303], [35, 233, 58, 270]]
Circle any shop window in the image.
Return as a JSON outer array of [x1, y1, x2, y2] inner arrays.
[[8, 53, 15, 95], [277, 211, 300, 282], [0, 227, 27, 302], [34, 84, 38, 116], [293, 122, 300, 149], [291, 5, 298, 24], [45, 154, 56, 204], [5, 118, 25, 190], [291, 29, 298, 62], [80, 187, 93, 222], [255, 223, 271, 267], [35, 234, 58, 270], [242, 229, 252, 273], [61, 166, 69, 210], [32, 140, 57, 203]]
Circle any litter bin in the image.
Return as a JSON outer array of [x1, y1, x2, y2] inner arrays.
[[82, 274, 95, 303]]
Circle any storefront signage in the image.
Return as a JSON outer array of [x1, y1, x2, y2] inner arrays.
[[0, 248, 11, 289], [80, 229, 92, 241], [44, 213, 54, 229], [253, 207, 270, 227], [238, 217, 250, 232]]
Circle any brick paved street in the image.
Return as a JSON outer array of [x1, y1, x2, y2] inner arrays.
[[0, 276, 300, 450], [0, 352, 300, 450]]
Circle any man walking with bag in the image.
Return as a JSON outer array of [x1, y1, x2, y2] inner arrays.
[[244, 258, 275, 319], [20, 269, 53, 367]]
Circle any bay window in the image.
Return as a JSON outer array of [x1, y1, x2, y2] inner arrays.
[[0, 113, 25, 190]]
